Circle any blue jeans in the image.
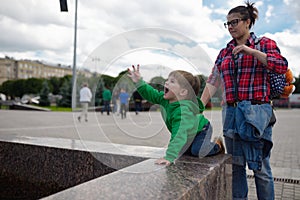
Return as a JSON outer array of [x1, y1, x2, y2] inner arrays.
[[189, 122, 221, 158], [120, 103, 127, 119], [103, 100, 110, 115], [135, 101, 142, 114], [223, 105, 274, 200]]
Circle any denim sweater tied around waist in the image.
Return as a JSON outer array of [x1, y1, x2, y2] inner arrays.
[[227, 101, 274, 171]]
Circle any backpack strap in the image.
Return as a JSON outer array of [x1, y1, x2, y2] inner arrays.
[[254, 37, 261, 51]]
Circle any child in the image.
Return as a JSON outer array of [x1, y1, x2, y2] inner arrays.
[[128, 65, 224, 166]]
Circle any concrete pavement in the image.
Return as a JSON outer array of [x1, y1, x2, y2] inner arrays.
[[0, 109, 300, 199]]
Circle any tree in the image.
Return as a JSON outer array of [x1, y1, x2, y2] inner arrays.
[[0, 80, 14, 98], [101, 74, 115, 87], [39, 80, 51, 106], [293, 75, 300, 94], [0, 78, 43, 99], [25, 78, 43, 95], [11, 79, 26, 98], [48, 77, 61, 95], [149, 76, 165, 92], [57, 78, 72, 107]]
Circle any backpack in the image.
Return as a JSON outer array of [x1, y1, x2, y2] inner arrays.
[[254, 38, 287, 99]]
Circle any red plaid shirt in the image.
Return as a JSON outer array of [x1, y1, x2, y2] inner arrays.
[[207, 32, 288, 103]]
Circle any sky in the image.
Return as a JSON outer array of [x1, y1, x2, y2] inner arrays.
[[0, 0, 299, 81]]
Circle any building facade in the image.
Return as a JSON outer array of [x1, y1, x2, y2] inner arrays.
[[0, 56, 91, 85], [0, 57, 16, 84]]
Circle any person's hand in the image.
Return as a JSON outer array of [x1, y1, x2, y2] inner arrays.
[[127, 64, 141, 83], [155, 158, 171, 166], [232, 44, 268, 65], [232, 44, 255, 56]]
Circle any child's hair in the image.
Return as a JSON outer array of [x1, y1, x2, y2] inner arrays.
[[168, 70, 200, 100]]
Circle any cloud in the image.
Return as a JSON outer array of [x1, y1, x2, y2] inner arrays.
[[264, 5, 274, 23], [284, 0, 300, 21], [82, 28, 213, 80], [0, 0, 300, 77], [264, 30, 300, 73]]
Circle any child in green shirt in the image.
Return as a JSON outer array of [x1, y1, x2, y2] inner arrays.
[[128, 65, 224, 165]]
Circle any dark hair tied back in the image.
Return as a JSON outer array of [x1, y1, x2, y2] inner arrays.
[[228, 0, 258, 29], [245, 1, 258, 28]]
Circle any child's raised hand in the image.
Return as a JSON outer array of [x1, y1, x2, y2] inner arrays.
[[127, 64, 141, 83]]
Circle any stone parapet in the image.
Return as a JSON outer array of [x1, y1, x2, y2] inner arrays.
[[0, 136, 231, 199]]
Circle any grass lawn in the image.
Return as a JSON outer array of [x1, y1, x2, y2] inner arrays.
[[42, 106, 72, 112]]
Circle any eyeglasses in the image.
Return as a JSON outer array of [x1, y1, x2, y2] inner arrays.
[[224, 18, 245, 28]]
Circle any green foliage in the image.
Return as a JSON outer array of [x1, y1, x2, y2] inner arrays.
[[39, 80, 51, 106], [94, 80, 104, 106], [101, 74, 115, 87], [41, 106, 72, 112], [118, 70, 128, 76], [0, 80, 15, 97], [150, 76, 165, 92], [0, 75, 72, 99], [48, 77, 61, 95], [294, 74, 300, 94], [2, 69, 298, 108], [26, 78, 43, 94], [4, 79, 26, 98], [57, 77, 72, 107]]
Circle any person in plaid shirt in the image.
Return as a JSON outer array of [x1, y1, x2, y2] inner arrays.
[[201, 1, 288, 200]]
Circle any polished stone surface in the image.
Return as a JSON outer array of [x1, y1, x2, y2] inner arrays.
[[0, 137, 150, 199], [44, 155, 231, 200], [0, 136, 231, 200]]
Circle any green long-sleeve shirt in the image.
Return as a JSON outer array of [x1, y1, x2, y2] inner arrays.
[[102, 88, 112, 101], [136, 80, 209, 163]]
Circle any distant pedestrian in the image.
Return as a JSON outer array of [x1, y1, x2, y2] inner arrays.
[[112, 89, 120, 114], [133, 90, 143, 115], [119, 88, 129, 119], [78, 83, 92, 122], [102, 84, 112, 115]]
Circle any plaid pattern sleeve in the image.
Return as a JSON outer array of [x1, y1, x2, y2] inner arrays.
[[259, 37, 288, 74]]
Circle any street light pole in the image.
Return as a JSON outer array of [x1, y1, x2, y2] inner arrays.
[[71, 0, 78, 110]]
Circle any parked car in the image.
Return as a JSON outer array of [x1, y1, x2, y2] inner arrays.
[[128, 100, 159, 112], [289, 94, 300, 108], [272, 94, 300, 108]]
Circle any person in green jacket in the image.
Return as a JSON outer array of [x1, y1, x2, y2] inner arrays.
[[128, 65, 225, 166], [102, 84, 112, 115]]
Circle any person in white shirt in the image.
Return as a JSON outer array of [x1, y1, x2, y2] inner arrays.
[[78, 83, 92, 122]]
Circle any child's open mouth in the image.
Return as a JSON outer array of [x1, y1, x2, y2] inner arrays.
[[164, 87, 169, 94]]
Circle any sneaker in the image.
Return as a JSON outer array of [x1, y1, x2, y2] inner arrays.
[[214, 136, 225, 154], [78, 116, 81, 122], [85, 119, 88, 122]]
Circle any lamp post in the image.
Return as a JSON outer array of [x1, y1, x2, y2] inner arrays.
[[71, 0, 78, 109], [59, 0, 77, 109]]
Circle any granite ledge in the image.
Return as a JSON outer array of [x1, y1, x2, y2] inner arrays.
[[0, 136, 232, 200], [43, 154, 232, 200]]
